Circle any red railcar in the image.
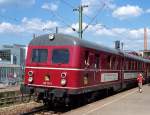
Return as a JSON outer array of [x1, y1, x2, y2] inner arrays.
[[22, 33, 150, 105]]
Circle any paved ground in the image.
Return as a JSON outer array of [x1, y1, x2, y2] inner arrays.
[[64, 85, 150, 115], [0, 85, 19, 92]]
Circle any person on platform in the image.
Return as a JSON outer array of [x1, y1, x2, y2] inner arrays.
[[137, 73, 144, 93]]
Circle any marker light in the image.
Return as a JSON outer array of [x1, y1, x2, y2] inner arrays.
[[61, 72, 67, 78], [28, 71, 33, 77]]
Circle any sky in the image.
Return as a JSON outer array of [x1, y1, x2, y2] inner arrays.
[[0, 0, 150, 51]]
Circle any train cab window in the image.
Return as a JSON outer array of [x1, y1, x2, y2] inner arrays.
[[52, 49, 69, 64], [32, 49, 48, 62]]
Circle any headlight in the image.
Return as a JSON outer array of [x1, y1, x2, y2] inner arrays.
[[84, 76, 88, 85], [44, 75, 50, 81], [28, 71, 33, 77], [28, 77, 33, 83], [61, 79, 67, 86]]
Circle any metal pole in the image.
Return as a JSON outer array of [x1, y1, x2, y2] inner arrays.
[[74, 5, 88, 39], [79, 6, 83, 39], [56, 27, 58, 34]]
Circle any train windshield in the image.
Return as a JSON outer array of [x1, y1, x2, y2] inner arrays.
[[32, 49, 48, 62], [52, 49, 69, 64]]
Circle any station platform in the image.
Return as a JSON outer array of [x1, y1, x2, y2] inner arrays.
[[0, 86, 20, 93], [64, 85, 150, 115]]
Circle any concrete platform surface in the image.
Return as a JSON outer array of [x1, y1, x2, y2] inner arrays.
[[64, 85, 150, 115], [0, 86, 20, 93]]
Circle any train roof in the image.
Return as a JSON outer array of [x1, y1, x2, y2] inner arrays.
[[30, 33, 120, 54], [29, 33, 150, 63]]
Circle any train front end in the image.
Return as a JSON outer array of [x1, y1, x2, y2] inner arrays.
[[22, 34, 81, 105]]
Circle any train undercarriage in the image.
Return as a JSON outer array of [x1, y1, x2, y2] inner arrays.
[[20, 82, 139, 107]]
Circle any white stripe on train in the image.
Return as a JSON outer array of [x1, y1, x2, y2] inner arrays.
[[25, 66, 143, 72]]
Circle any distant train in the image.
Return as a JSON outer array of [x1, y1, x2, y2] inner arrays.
[[21, 33, 150, 105]]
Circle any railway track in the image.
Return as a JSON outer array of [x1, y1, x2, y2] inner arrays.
[[20, 105, 64, 115], [20, 102, 76, 115], [20, 105, 47, 115], [0, 88, 124, 115], [19, 102, 72, 115], [0, 101, 43, 115], [0, 94, 34, 107]]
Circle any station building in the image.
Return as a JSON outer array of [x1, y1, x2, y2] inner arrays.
[[0, 44, 26, 85]]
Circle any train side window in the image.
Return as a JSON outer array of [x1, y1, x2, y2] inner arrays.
[[115, 57, 118, 70], [89, 53, 95, 68], [131, 61, 133, 70], [132, 61, 134, 70], [112, 57, 116, 70], [139, 62, 142, 70], [133, 61, 135, 70], [124, 59, 127, 70], [135, 61, 137, 70], [138, 62, 140, 70], [129, 60, 131, 70], [141, 62, 143, 69], [95, 54, 100, 69], [84, 51, 90, 66], [126, 60, 129, 70], [100, 54, 105, 69], [139, 62, 140, 70], [134, 61, 136, 70], [107, 55, 111, 69]]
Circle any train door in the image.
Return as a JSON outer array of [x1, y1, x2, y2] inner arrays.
[[93, 54, 100, 82], [84, 51, 99, 85], [84, 51, 91, 85], [88, 52, 95, 84]]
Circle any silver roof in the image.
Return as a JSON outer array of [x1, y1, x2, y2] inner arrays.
[[29, 33, 150, 63]]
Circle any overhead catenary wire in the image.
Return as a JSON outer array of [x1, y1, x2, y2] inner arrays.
[[82, 2, 106, 32], [61, 0, 74, 9], [60, 0, 108, 38], [61, 0, 92, 20], [48, 9, 77, 32], [43, 1, 77, 32], [0, 14, 19, 22], [45, 0, 110, 37]]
